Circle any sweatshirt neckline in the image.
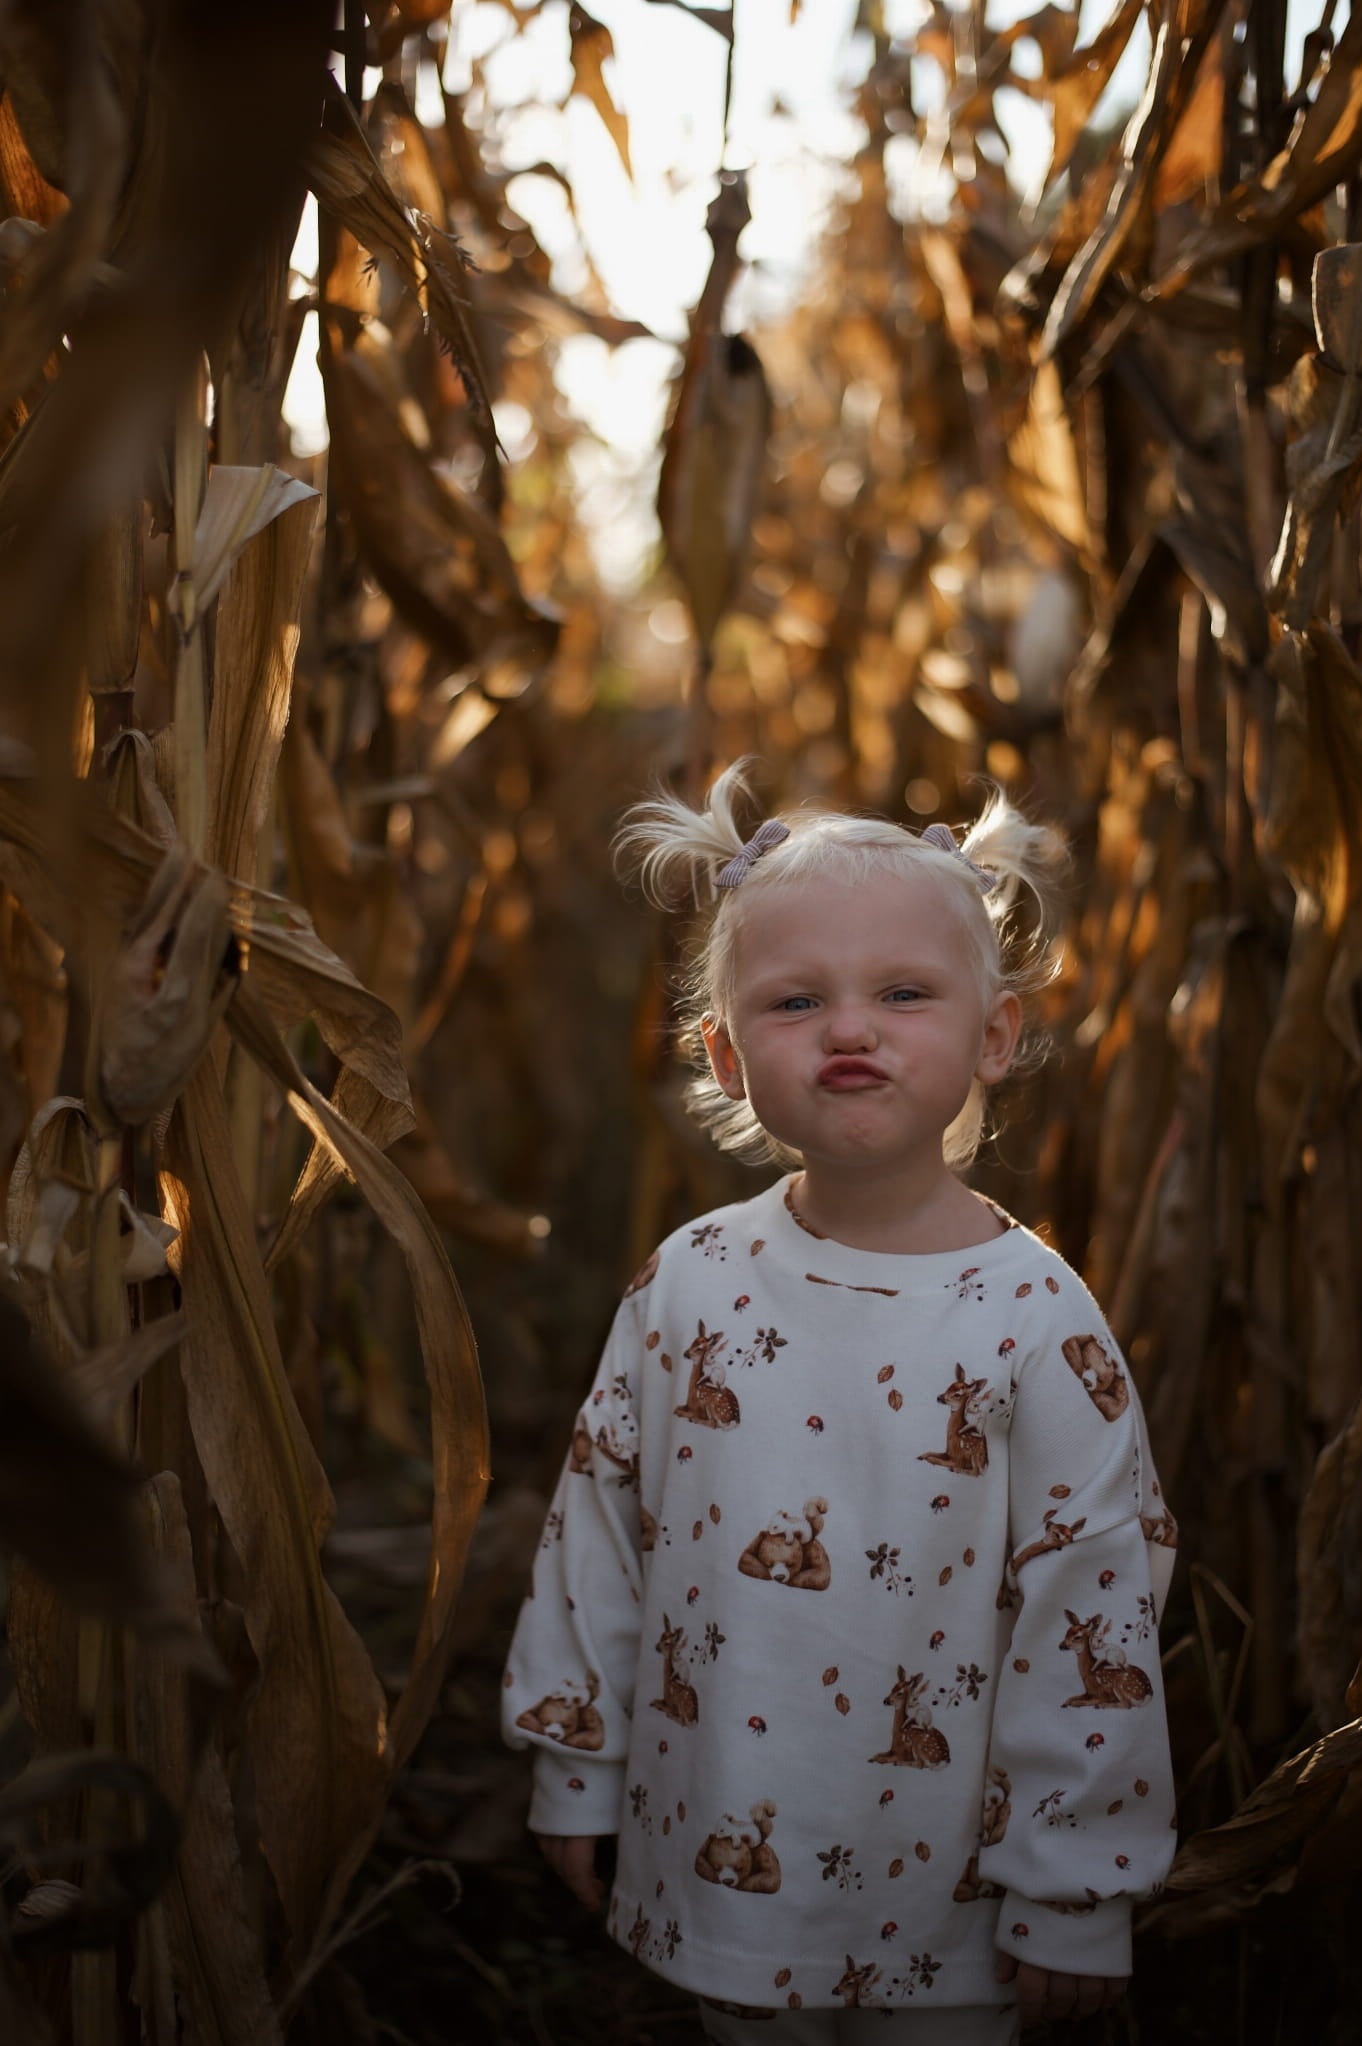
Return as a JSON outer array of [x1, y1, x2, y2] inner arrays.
[[754, 1172, 1034, 1287]]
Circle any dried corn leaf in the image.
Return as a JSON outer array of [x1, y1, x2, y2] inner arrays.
[[306, 81, 496, 440], [0, 768, 413, 1124], [1149, 8, 1362, 304], [92, 846, 239, 1130], [226, 982, 489, 1779], [127, 1473, 282, 2046], [569, 7, 632, 180], [159, 1059, 390, 1943], [658, 331, 771, 653], [203, 473, 317, 881], [0, 1288, 180, 1638], [1166, 1716, 1362, 1897], [1040, 0, 1226, 355], [319, 320, 558, 680], [0, 1749, 178, 1952]]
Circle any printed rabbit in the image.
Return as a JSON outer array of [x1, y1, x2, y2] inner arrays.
[[738, 1497, 831, 1589], [694, 1800, 782, 1893]]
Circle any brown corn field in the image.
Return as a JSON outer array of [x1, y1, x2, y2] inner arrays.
[[0, 0, 1359, 2041]]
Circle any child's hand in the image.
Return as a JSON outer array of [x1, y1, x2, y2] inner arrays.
[[993, 1949, 1126, 2026], [533, 1832, 610, 1913]]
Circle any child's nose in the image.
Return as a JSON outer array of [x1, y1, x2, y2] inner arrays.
[[824, 1004, 878, 1049]]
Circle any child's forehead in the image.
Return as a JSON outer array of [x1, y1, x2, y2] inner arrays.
[[731, 866, 969, 960]]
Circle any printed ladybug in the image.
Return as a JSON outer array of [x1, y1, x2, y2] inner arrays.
[[929, 1631, 945, 1651], [1086, 1733, 1105, 1751], [591, 1387, 606, 1405], [880, 1923, 898, 1941], [567, 1777, 585, 1793], [1011, 1923, 1029, 1938], [998, 1338, 1016, 1358], [677, 1445, 693, 1463], [1099, 1570, 1116, 1590], [878, 1789, 894, 1808], [686, 1585, 700, 1605], [806, 1415, 825, 1434], [931, 1495, 950, 1513], [733, 1294, 751, 1312], [1115, 1854, 1130, 1869], [748, 1715, 768, 1737]]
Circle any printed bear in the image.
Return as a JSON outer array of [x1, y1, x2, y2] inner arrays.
[[514, 1671, 605, 1751], [738, 1497, 831, 1590], [1060, 1334, 1129, 1421], [694, 1800, 782, 1893]]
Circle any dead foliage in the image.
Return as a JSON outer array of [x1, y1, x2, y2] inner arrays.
[[0, 2, 1360, 2042]]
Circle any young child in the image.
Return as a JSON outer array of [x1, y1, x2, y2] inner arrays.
[[502, 765, 1178, 2044]]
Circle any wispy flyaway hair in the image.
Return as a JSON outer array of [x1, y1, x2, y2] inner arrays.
[[614, 760, 1069, 1171]]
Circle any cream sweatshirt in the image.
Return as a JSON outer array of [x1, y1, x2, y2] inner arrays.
[[502, 1175, 1178, 2012]]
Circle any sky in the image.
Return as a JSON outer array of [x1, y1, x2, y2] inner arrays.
[[285, 0, 1314, 589]]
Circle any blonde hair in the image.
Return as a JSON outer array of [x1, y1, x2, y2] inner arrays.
[[614, 760, 1069, 1171]]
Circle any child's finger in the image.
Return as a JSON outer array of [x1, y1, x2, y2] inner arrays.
[[560, 1835, 606, 1910], [1071, 1976, 1107, 2019]]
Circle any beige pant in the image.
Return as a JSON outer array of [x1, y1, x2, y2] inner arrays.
[[697, 2001, 1021, 2046]]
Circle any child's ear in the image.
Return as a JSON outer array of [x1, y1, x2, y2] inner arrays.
[[975, 989, 1022, 1084], [700, 1014, 747, 1101]]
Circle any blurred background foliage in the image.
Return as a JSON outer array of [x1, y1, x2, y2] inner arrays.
[[1, 0, 1361, 2041]]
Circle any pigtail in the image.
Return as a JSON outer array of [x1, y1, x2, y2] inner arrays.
[[612, 758, 761, 908], [959, 786, 1070, 995]]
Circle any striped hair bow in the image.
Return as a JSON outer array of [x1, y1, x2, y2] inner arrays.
[[715, 819, 791, 889], [920, 821, 998, 894]]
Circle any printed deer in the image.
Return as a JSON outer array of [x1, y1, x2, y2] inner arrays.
[[918, 1363, 990, 1476], [673, 1321, 741, 1429], [650, 1614, 699, 1726], [869, 1667, 950, 1768], [1059, 1610, 1153, 1708], [1010, 1508, 1087, 1575], [832, 1958, 882, 2008]]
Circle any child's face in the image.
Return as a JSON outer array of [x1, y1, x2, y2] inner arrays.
[[700, 867, 1020, 1172]]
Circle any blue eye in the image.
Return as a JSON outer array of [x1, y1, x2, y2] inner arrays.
[[778, 996, 815, 1012], [887, 989, 923, 1003]]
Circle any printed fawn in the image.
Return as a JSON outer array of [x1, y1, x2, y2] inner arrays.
[[650, 1614, 699, 1725], [673, 1322, 741, 1429], [1059, 1609, 1153, 1708], [918, 1363, 989, 1476], [870, 1667, 950, 1767]]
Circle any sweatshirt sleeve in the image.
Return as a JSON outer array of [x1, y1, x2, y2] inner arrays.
[[978, 1295, 1178, 1979], [501, 1291, 646, 1838]]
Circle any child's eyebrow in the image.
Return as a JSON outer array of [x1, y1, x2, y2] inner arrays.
[[746, 959, 949, 994]]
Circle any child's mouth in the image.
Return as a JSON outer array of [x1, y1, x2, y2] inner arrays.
[[819, 1061, 887, 1089]]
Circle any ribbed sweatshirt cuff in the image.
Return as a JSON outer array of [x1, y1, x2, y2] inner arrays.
[[527, 1748, 626, 1837], [993, 1891, 1132, 1977]]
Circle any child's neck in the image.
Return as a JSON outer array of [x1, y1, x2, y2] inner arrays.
[[790, 1159, 1006, 1255]]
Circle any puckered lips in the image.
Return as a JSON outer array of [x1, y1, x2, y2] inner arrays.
[[817, 1056, 889, 1090]]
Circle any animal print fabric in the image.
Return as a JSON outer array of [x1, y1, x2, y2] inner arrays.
[[502, 1176, 1178, 2008], [697, 2000, 1020, 2044]]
